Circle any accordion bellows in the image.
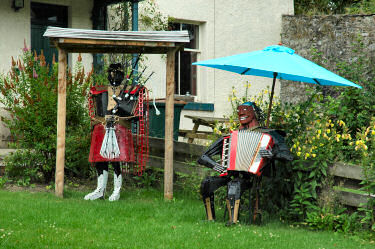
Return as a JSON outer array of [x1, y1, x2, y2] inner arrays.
[[222, 130, 274, 176]]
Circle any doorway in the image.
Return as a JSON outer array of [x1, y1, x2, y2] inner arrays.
[[31, 2, 68, 67]]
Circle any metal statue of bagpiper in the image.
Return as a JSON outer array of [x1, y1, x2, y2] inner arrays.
[[198, 102, 293, 224], [84, 60, 151, 201]]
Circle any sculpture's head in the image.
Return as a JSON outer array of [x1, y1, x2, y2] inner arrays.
[[237, 102, 264, 128], [107, 63, 124, 87]]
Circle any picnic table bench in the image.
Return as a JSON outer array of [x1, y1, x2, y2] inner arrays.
[[179, 115, 229, 143]]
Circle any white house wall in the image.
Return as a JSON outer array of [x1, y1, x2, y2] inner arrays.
[[0, 0, 31, 74], [141, 0, 294, 137], [0, 0, 93, 73]]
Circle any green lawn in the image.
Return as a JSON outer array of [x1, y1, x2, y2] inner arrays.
[[0, 187, 374, 249]]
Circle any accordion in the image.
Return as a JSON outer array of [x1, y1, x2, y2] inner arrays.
[[221, 130, 274, 176]]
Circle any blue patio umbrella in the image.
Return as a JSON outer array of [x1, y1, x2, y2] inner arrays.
[[193, 45, 362, 126]]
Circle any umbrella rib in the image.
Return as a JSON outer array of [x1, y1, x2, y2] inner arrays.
[[241, 68, 251, 75], [313, 78, 322, 85]]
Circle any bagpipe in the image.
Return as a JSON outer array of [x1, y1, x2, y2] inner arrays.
[[88, 56, 153, 175]]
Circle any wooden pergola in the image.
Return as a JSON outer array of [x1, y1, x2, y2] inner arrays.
[[44, 27, 189, 200]]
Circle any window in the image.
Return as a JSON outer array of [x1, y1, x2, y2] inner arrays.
[[169, 22, 199, 96]]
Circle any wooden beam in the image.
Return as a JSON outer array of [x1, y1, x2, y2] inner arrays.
[[147, 136, 206, 158], [57, 38, 175, 47], [335, 190, 368, 207], [63, 46, 170, 54], [55, 48, 67, 198], [164, 48, 176, 200], [147, 155, 207, 177], [329, 162, 364, 180]]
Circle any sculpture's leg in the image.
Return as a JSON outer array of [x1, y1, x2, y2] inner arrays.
[[226, 179, 241, 225], [200, 176, 229, 220]]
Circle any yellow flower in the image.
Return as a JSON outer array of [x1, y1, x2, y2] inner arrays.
[[372, 130, 375, 136], [336, 134, 341, 142], [312, 154, 316, 158], [293, 144, 297, 149], [297, 152, 301, 157], [305, 153, 310, 159], [327, 129, 331, 134], [317, 129, 322, 135]]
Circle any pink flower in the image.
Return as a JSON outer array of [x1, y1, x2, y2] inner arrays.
[[23, 39, 29, 52], [33, 68, 38, 78]]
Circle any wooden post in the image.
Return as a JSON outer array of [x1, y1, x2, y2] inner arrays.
[[55, 48, 67, 197], [164, 48, 176, 200]]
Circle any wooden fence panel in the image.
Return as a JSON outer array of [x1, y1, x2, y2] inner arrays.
[[329, 162, 371, 208]]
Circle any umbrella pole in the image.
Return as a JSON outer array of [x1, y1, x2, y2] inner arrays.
[[265, 73, 277, 128]]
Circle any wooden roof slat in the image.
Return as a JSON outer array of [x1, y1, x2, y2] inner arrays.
[[44, 27, 190, 43]]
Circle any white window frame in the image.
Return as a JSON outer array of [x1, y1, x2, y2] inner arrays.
[[173, 22, 201, 96]]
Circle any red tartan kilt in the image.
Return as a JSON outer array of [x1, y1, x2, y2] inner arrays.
[[89, 124, 135, 163]]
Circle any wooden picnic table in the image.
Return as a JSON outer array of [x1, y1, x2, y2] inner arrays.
[[181, 115, 229, 143]]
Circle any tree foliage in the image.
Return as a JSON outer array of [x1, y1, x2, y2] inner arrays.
[[294, 0, 363, 15], [0, 49, 92, 183]]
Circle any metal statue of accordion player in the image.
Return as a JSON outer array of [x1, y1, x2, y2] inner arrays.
[[198, 102, 293, 225], [84, 60, 151, 201]]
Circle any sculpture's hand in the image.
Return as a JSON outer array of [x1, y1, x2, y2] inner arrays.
[[259, 148, 273, 158]]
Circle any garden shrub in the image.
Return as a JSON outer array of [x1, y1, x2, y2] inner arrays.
[[0, 48, 92, 183]]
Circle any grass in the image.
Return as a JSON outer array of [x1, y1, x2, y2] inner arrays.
[[0, 187, 374, 249]]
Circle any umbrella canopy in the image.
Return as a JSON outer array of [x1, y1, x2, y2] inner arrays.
[[193, 45, 362, 88], [193, 45, 362, 126]]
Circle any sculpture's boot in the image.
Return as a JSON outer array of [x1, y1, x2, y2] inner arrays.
[[109, 173, 122, 201], [84, 170, 108, 200]]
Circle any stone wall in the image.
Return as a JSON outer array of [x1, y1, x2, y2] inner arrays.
[[280, 14, 375, 103]]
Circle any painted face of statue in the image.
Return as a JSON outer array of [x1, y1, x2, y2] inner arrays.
[[108, 63, 124, 87], [237, 105, 257, 127]]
